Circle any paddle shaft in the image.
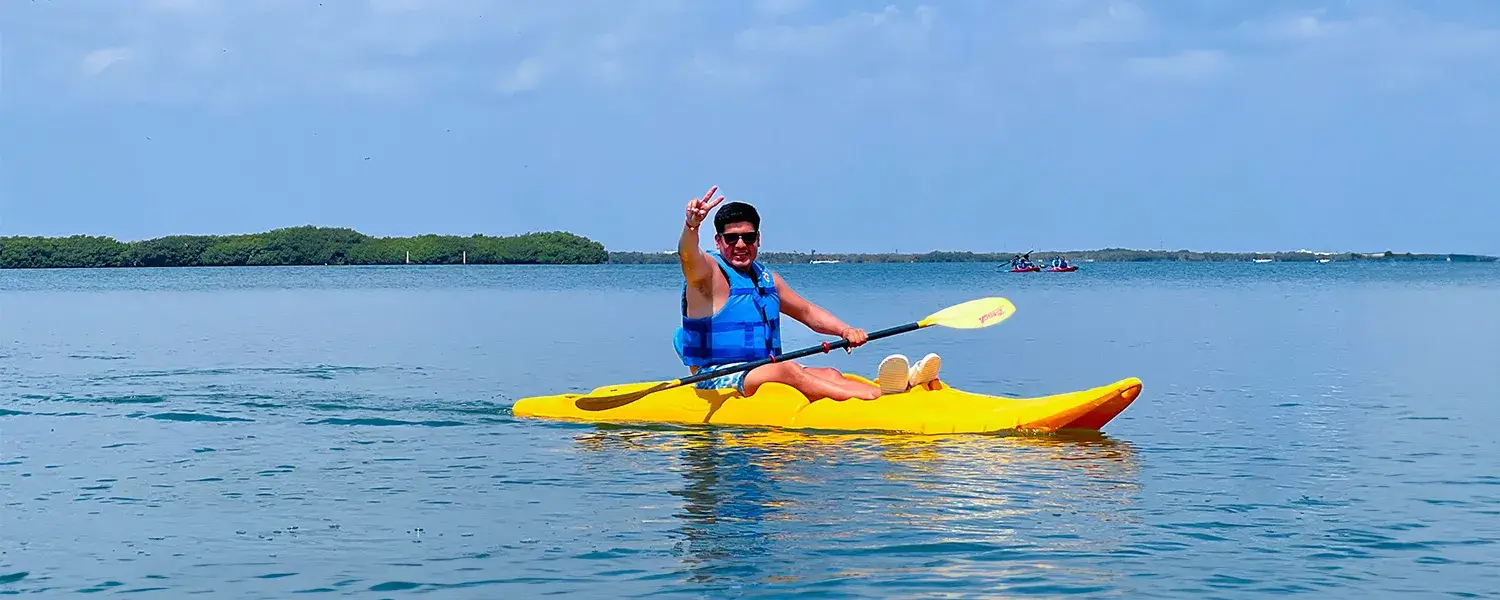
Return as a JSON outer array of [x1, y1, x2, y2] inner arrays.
[[678, 320, 926, 386], [570, 296, 1012, 411]]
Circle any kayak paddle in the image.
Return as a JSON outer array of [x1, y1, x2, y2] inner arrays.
[[572, 296, 1016, 411]]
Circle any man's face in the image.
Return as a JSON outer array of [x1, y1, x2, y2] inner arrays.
[[715, 221, 760, 269]]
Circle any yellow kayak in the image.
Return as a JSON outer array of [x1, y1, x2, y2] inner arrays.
[[511, 374, 1142, 435]]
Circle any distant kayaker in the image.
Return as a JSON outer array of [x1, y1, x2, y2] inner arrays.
[[675, 186, 941, 401]]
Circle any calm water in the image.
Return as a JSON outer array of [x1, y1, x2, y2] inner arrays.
[[3, 262, 1499, 598]]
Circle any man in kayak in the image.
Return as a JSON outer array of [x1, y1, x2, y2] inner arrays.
[[674, 186, 940, 401], [1012, 252, 1036, 270]]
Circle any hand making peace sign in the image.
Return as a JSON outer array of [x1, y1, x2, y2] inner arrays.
[[684, 185, 725, 231]]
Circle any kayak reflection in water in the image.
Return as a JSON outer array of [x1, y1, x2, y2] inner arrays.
[[674, 186, 941, 401]]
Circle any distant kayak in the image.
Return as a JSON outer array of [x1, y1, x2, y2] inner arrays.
[[1010, 266, 1041, 273], [1046, 266, 1078, 272]]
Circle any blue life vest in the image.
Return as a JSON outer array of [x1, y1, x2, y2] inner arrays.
[[673, 252, 782, 367]]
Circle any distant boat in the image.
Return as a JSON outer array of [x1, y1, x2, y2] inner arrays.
[[1317, 258, 1331, 264], [1253, 258, 1273, 263], [810, 259, 840, 264]]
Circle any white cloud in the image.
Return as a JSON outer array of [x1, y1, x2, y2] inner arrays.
[[687, 4, 937, 89], [11, 0, 686, 104], [81, 47, 132, 76], [1232, 8, 1500, 89], [756, 0, 808, 17], [496, 57, 547, 94], [1240, 8, 1500, 56], [732, 5, 935, 56], [1253, 14, 1358, 41], [4, 0, 1499, 111], [1041, 1, 1148, 46], [1126, 50, 1226, 80], [337, 67, 420, 99], [145, 0, 214, 12]]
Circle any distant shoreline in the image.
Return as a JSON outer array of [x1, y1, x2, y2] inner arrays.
[[607, 249, 1498, 264], [0, 226, 607, 269], [3, 227, 1493, 269]]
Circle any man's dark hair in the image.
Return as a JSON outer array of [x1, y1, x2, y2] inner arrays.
[[713, 201, 760, 234]]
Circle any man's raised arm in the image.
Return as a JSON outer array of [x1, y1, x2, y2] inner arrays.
[[679, 186, 724, 289]]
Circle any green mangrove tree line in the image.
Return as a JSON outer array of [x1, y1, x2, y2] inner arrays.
[[0, 226, 608, 268]]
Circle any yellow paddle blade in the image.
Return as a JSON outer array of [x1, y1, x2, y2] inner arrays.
[[918, 297, 1016, 329]]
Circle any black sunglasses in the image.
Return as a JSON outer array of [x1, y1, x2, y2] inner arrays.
[[719, 232, 759, 246]]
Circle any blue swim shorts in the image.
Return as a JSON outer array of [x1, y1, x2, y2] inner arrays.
[[693, 362, 750, 395]]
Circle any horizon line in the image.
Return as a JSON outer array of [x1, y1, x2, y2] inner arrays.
[[610, 247, 1499, 258]]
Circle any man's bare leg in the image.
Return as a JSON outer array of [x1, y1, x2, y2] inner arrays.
[[743, 362, 880, 401], [803, 367, 851, 385]]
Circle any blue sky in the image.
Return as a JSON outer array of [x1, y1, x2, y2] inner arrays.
[[2, 0, 1497, 255]]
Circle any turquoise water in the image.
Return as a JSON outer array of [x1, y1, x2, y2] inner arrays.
[[3, 262, 1499, 598]]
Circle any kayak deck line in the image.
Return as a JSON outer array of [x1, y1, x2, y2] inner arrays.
[[512, 374, 1143, 435]]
